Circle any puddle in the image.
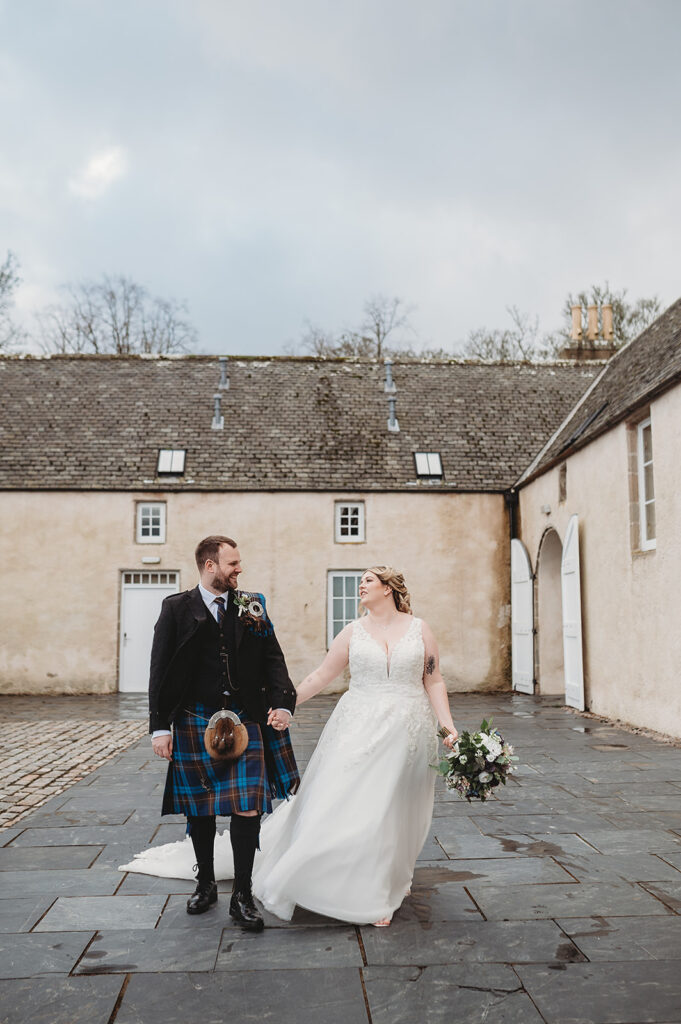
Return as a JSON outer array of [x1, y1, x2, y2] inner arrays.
[[590, 743, 629, 751]]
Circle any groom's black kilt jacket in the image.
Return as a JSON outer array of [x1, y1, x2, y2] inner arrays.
[[148, 586, 297, 733]]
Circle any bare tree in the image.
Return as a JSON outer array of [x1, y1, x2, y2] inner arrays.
[[463, 286, 661, 361], [38, 274, 198, 355], [462, 306, 540, 361], [296, 295, 419, 359], [0, 251, 27, 350]]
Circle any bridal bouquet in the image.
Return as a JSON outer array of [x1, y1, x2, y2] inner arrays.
[[435, 720, 518, 802]]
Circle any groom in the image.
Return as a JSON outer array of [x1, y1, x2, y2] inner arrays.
[[149, 535, 299, 931]]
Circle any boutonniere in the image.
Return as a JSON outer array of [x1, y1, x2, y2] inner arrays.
[[233, 592, 269, 633]]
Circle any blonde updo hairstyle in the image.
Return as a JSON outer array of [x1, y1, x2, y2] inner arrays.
[[363, 566, 412, 615]]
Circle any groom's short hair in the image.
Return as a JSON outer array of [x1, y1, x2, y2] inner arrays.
[[195, 535, 237, 570]]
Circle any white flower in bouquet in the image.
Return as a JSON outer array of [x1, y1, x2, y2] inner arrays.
[[459, 754, 467, 764], [478, 771, 491, 784]]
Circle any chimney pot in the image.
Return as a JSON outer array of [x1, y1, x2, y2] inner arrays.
[[571, 305, 582, 342], [586, 304, 599, 342], [602, 303, 614, 342]]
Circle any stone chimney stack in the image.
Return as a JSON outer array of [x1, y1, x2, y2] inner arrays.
[[559, 301, 617, 361]]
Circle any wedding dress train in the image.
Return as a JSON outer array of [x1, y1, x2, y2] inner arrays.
[[119, 616, 437, 924]]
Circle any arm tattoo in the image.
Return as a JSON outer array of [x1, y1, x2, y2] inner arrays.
[[425, 655, 436, 676]]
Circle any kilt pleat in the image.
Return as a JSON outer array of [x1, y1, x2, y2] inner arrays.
[[162, 702, 299, 817]]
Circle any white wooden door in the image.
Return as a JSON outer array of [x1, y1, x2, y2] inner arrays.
[[511, 539, 534, 694], [119, 571, 179, 693], [561, 515, 585, 710]]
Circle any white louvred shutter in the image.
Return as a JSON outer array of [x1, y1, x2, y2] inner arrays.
[[561, 514, 585, 710], [511, 539, 534, 694]]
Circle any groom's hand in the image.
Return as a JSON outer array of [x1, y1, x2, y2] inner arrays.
[[152, 735, 173, 760], [267, 707, 291, 731]]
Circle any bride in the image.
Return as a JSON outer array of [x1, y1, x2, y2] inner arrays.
[[120, 566, 458, 927]]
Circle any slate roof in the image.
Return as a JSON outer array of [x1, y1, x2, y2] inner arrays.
[[0, 355, 599, 493], [518, 297, 681, 486]]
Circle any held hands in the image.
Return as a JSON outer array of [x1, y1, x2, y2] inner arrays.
[[267, 707, 291, 731], [152, 735, 173, 760]]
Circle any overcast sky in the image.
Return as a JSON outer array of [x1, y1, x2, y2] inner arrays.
[[2, 0, 680, 356]]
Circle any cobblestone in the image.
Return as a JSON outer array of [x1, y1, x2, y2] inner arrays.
[[0, 717, 147, 829]]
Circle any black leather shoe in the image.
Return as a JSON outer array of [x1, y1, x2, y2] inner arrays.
[[186, 881, 218, 915], [229, 889, 264, 931]]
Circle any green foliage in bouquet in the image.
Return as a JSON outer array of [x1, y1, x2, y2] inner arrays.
[[434, 718, 518, 802]]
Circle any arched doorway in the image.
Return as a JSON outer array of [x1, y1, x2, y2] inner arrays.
[[536, 528, 564, 694]]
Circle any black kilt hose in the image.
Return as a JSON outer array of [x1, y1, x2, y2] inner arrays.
[[162, 701, 299, 817]]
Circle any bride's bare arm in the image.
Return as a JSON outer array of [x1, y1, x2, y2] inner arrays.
[[296, 624, 352, 705], [421, 620, 458, 744]]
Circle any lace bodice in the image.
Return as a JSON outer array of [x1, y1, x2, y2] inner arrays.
[[349, 616, 426, 696]]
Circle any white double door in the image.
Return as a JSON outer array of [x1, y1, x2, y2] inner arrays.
[[511, 515, 585, 710], [119, 571, 179, 693]]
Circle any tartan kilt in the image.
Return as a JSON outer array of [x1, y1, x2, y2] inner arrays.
[[162, 702, 299, 818]]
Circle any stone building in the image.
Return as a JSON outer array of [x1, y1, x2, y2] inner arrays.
[[0, 353, 597, 697], [513, 297, 681, 736]]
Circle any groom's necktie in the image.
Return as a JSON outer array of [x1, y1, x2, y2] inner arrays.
[[214, 596, 226, 627]]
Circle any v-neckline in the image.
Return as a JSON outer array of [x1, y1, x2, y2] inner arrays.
[[357, 617, 416, 675]]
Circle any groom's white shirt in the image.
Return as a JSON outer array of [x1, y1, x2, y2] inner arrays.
[[151, 582, 291, 739]]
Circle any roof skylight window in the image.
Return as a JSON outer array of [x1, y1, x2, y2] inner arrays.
[[157, 449, 186, 474], [414, 452, 443, 477]]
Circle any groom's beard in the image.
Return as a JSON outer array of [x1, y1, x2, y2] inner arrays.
[[212, 571, 238, 592]]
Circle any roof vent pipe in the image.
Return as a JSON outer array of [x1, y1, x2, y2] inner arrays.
[[384, 357, 396, 393], [218, 356, 230, 390], [212, 392, 224, 430], [384, 357, 399, 431]]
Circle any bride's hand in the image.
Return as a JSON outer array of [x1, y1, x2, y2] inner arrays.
[[443, 730, 458, 750]]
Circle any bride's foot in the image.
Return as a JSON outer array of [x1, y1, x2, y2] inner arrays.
[[372, 917, 392, 927]]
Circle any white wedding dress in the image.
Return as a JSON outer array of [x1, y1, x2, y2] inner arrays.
[[119, 616, 438, 924]]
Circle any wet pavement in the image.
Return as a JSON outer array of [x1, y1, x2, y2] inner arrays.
[[2, 692, 681, 1023]]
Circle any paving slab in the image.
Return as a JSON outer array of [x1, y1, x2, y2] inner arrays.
[[21, 808, 135, 827], [35, 894, 166, 931], [0, 976, 123, 1024], [215, 924, 362, 970], [413, 857, 574, 886], [0, 896, 55, 932], [115, 969, 369, 1024], [360, 918, 585, 965], [573, 828, 681, 855], [363, 964, 545, 1024], [0, 868, 122, 897], [5, 824, 156, 847], [0, 845, 102, 870], [75, 927, 222, 973], [558, 914, 681, 961], [0, 931, 94, 979], [516, 961, 681, 1023], [553, 851, 681, 884], [640, 879, 681, 913], [467, 880, 671, 920]]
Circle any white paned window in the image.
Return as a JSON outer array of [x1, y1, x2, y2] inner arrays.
[[637, 417, 656, 550], [123, 571, 178, 585], [136, 502, 166, 544], [157, 449, 186, 474], [335, 502, 365, 543], [414, 452, 443, 477], [327, 571, 363, 645]]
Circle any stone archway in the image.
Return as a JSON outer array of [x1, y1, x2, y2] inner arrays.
[[536, 528, 564, 694]]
